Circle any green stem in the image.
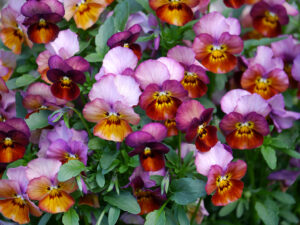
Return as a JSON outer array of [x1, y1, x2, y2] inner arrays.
[[246, 151, 255, 187], [190, 198, 202, 225], [178, 131, 182, 167], [70, 107, 92, 138]]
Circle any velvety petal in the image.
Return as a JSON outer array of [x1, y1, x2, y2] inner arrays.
[[271, 35, 300, 61], [235, 93, 271, 116], [69, 141, 88, 165], [28, 22, 59, 44], [22, 95, 44, 110], [65, 56, 90, 72], [21, 1, 51, 17], [26, 158, 61, 181], [224, 0, 245, 8], [126, 131, 155, 148], [241, 64, 265, 92], [218, 32, 243, 54], [244, 112, 269, 136], [149, 0, 169, 10], [46, 139, 71, 162], [83, 98, 111, 123], [195, 142, 233, 176], [219, 112, 244, 136], [226, 129, 264, 150], [48, 55, 72, 72], [39, 191, 74, 213], [0, 142, 27, 164], [27, 176, 52, 201], [167, 45, 196, 66], [58, 178, 78, 193], [194, 126, 218, 152], [205, 165, 223, 194], [0, 180, 20, 198], [5, 118, 30, 138], [0, 78, 8, 93], [51, 81, 80, 101], [268, 170, 300, 187], [36, 50, 52, 83], [134, 60, 170, 89], [220, 89, 250, 114], [226, 160, 247, 180], [140, 151, 166, 172], [192, 33, 214, 61], [157, 57, 184, 81], [107, 31, 132, 48], [113, 101, 140, 125], [0, 199, 30, 224], [0, 27, 24, 55], [141, 123, 167, 142], [176, 100, 205, 131], [162, 80, 187, 100]]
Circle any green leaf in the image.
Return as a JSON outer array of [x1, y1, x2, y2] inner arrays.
[[244, 36, 287, 50], [108, 207, 120, 225], [25, 110, 51, 130], [15, 92, 27, 118], [96, 172, 105, 188], [57, 160, 86, 182], [255, 202, 279, 225], [279, 210, 299, 224], [261, 146, 277, 170], [16, 64, 36, 73], [85, 53, 102, 62], [150, 175, 164, 186], [38, 213, 52, 225], [135, 0, 153, 13], [100, 151, 119, 169], [88, 137, 105, 150], [219, 201, 238, 217], [170, 178, 206, 205], [278, 148, 300, 159], [272, 191, 295, 204], [236, 201, 244, 218], [166, 150, 178, 166], [177, 205, 189, 225], [15, 74, 38, 88], [271, 127, 298, 149], [62, 208, 79, 225], [113, 1, 129, 31], [137, 33, 156, 42], [145, 210, 166, 225], [95, 16, 115, 59], [103, 191, 140, 214]]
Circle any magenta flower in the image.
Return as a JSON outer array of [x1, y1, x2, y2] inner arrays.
[[220, 89, 271, 149], [176, 100, 218, 152], [126, 123, 169, 172], [167, 46, 209, 98], [21, 0, 65, 44], [192, 12, 243, 74], [0, 89, 16, 122]]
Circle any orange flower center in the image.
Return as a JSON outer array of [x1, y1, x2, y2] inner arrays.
[[263, 11, 278, 27], [47, 185, 62, 197], [105, 112, 121, 125], [3, 137, 13, 147], [39, 19, 47, 27], [216, 174, 232, 193], [153, 91, 173, 106], [60, 76, 72, 87], [254, 77, 271, 94], [207, 45, 228, 62], [164, 119, 176, 128], [235, 121, 254, 137], [76, 0, 88, 12], [64, 153, 79, 162], [182, 72, 198, 86], [13, 195, 26, 207], [197, 123, 207, 139], [123, 43, 130, 48], [144, 147, 152, 156]]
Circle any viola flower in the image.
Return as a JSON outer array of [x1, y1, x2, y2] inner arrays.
[[292, 55, 300, 98], [149, 0, 199, 26], [126, 123, 169, 171], [167, 46, 209, 98], [192, 12, 243, 74], [21, 0, 65, 44], [22, 82, 67, 119], [135, 59, 187, 121], [0, 118, 30, 163], [220, 89, 271, 150], [47, 55, 89, 101], [84, 99, 140, 142], [0, 78, 8, 94], [267, 94, 300, 132], [64, 0, 113, 30], [164, 119, 178, 137], [223, 0, 245, 8], [38, 120, 88, 158], [0, 89, 16, 122], [176, 100, 217, 152], [26, 158, 77, 213], [36, 29, 80, 83], [129, 166, 166, 188], [0, 167, 42, 224], [0, 5, 33, 54], [130, 176, 166, 215], [0, 50, 16, 82], [250, 0, 289, 37], [241, 46, 288, 99], [206, 160, 247, 206], [107, 24, 143, 60]]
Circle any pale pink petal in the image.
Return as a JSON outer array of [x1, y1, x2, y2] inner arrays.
[[195, 142, 233, 176], [180, 143, 197, 158], [7, 166, 28, 192], [0, 50, 16, 69], [282, 2, 298, 16], [113, 101, 140, 125], [157, 57, 184, 81], [220, 89, 251, 114], [267, 94, 285, 110], [134, 59, 170, 89], [83, 98, 111, 123], [63, 0, 79, 20], [292, 54, 300, 82], [167, 46, 196, 66], [141, 123, 167, 142], [26, 158, 61, 181]]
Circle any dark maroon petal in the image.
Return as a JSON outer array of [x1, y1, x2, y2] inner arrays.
[[107, 31, 132, 48], [126, 131, 155, 148], [185, 119, 199, 142], [67, 70, 86, 84], [48, 55, 72, 72], [250, 1, 269, 18], [23, 15, 41, 26], [51, 81, 80, 101], [65, 56, 90, 72], [195, 125, 218, 152], [147, 142, 169, 154], [43, 13, 63, 23], [0, 123, 14, 133], [130, 43, 142, 60], [47, 69, 65, 82], [161, 80, 188, 101], [21, 1, 51, 17], [244, 112, 270, 136], [271, 5, 289, 25], [218, 32, 244, 55], [199, 108, 214, 124], [5, 118, 30, 138], [8, 130, 29, 146], [219, 112, 244, 136], [128, 145, 146, 156], [130, 176, 145, 190], [188, 64, 209, 84]]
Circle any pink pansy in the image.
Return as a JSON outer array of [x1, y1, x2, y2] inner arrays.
[[0, 50, 16, 82], [268, 94, 300, 132], [95, 47, 138, 80], [134, 58, 184, 90], [89, 74, 141, 107], [195, 142, 233, 176]]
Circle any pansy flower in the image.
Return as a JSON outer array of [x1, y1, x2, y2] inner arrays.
[[223, 0, 245, 8], [135, 58, 187, 121], [64, 0, 113, 30], [176, 100, 217, 152], [167, 46, 209, 98], [149, 0, 199, 26], [164, 119, 178, 137], [126, 123, 169, 171], [26, 158, 77, 213], [129, 166, 166, 188], [219, 89, 271, 149], [292, 55, 300, 98], [0, 4, 33, 54], [0, 89, 16, 122], [21, 0, 65, 44], [0, 118, 30, 163], [47, 55, 89, 101], [241, 46, 288, 99], [0, 167, 42, 224], [192, 12, 243, 74], [36, 29, 80, 83], [107, 24, 142, 60], [0, 50, 16, 82]]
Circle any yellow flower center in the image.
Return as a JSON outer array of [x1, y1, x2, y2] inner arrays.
[[13, 195, 26, 206], [39, 105, 48, 110], [254, 77, 272, 94], [3, 137, 13, 146], [64, 153, 79, 162], [153, 91, 173, 106], [76, 0, 88, 12], [235, 121, 254, 137], [164, 119, 176, 128], [47, 185, 62, 197], [123, 43, 130, 48], [0, 114, 5, 122], [39, 19, 47, 27], [197, 123, 207, 139], [207, 45, 228, 62], [144, 147, 152, 156], [61, 76, 72, 86], [182, 72, 198, 86], [263, 11, 279, 27], [105, 112, 121, 125], [216, 174, 232, 193]]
